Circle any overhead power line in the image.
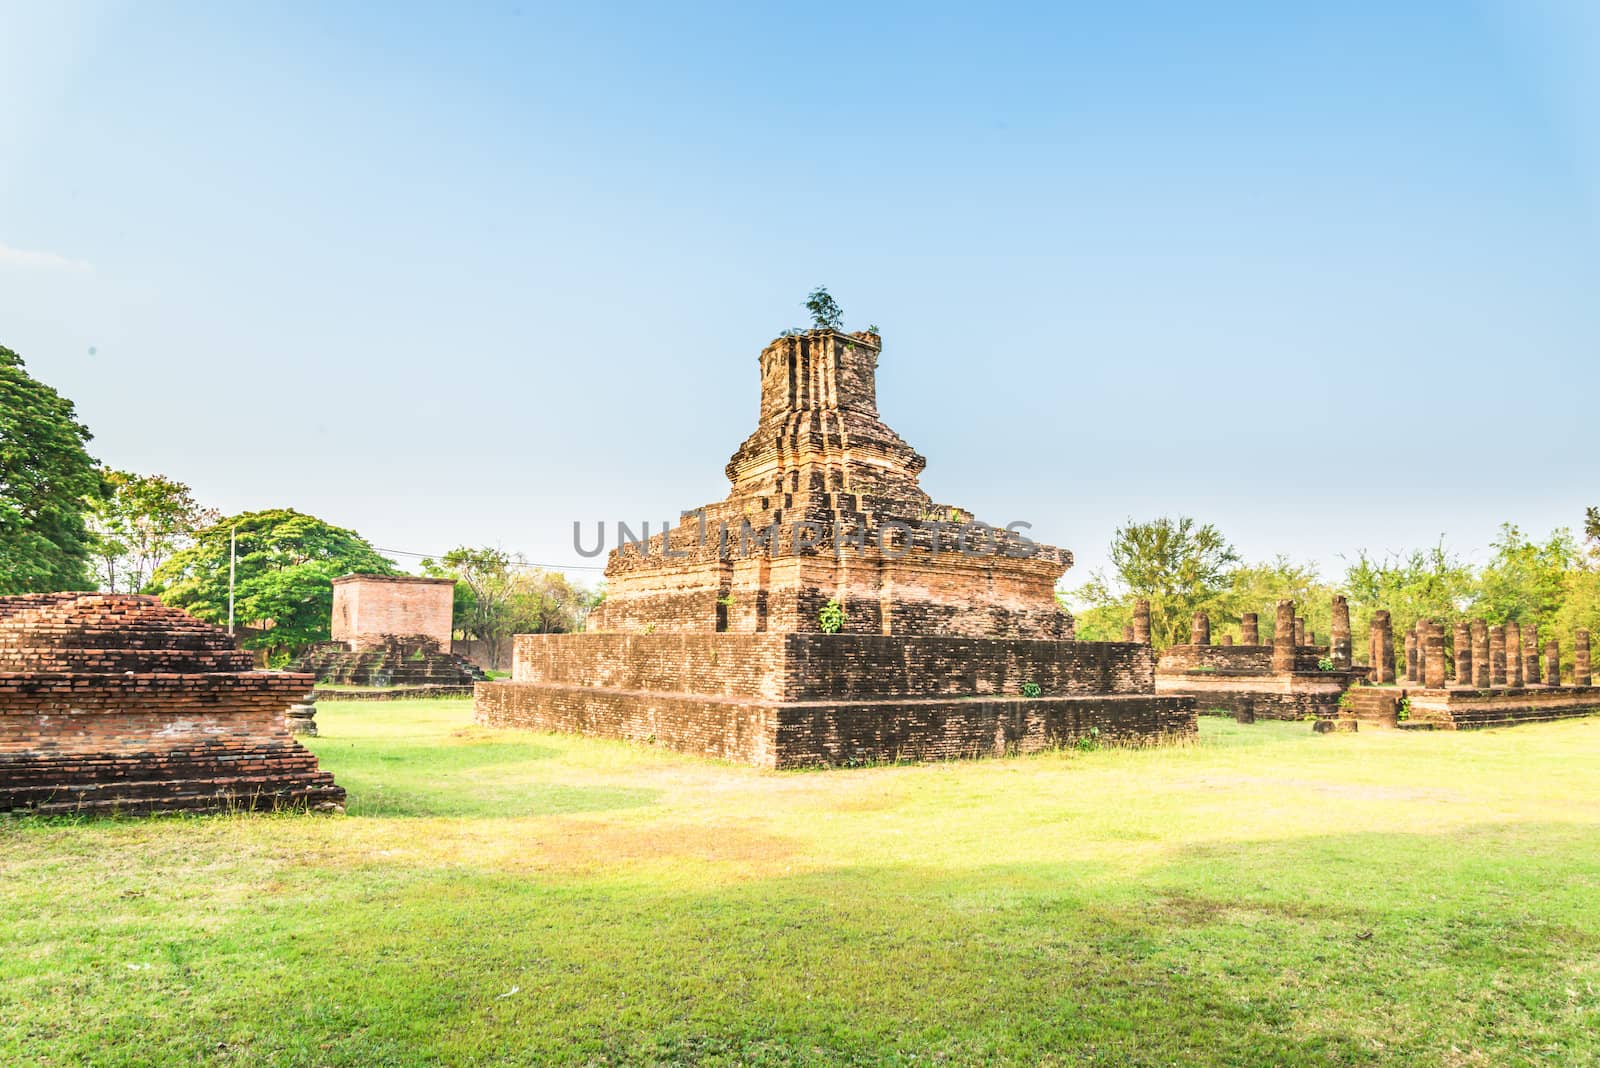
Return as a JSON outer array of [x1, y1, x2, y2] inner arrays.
[[373, 547, 607, 572]]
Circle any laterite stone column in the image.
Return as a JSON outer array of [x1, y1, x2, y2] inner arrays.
[[1490, 625, 1507, 687], [1294, 618, 1306, 646], [1330, 595, 1352, 669], [1576, 630, 1592, 687], [1373, 610, 1394, 684], [1523, 623, 1541, 685], [1546, 639, 1561, 688], [1192, 611, 1210, 646], [1423, 621, 1446, 689], [1133, 600, 1151, 645], [1454, 621, 1472, 687], [1505, 621, 1523, 687], [1272, 600, 1297, 674], [1122, 625, 1135, 642], [1471, 620, 1490, 688], [1241, 612, 1259, 645]]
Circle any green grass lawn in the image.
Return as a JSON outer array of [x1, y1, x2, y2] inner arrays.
[[4, 702, 1600, 1066]]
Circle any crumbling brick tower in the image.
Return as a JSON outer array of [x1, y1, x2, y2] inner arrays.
[[589, 329, 1073, 639], [479, 328, 1194, 767]]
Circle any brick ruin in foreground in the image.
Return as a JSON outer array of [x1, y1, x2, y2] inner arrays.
[[1155, 597, 1366, 721], [0, 593, 343, 814], [477, 328, 1195, 766], [1335, 617, 1600, 731], [293, 574, 484, 692]]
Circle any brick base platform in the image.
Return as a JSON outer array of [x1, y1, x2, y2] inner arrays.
[[475, 633, 1196, 768], [1155, 642, 1367, 722], [1337, 684, 1600, 731]]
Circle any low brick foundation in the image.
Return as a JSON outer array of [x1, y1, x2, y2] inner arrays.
[[475, 633, 1195, 767], [1339, 684, 1600, 731], [1155, 643, 1363, 721]]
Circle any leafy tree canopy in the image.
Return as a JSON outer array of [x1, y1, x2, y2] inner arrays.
[[150, 508, 397, 658], [1069, 516, 1239, 647], [0, 344, 103, 593], [87, 468, 219, 594], [422, 546, 597, 664]]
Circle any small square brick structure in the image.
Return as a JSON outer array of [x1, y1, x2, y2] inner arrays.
[[332, 575, 455, 650], [476, 328, 1194, 765], [296, 574, 484, 691], [0, 593, 343, 815]]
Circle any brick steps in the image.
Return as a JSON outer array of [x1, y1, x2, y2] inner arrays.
[[294, 638, 485, 688]]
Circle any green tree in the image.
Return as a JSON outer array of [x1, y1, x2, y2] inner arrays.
[[423, 548, 598, 665], [1218, 556, 1334, 644], [0, 345, 103, 593], [150, 509, 397, 661], [422, 546, 519, 664], [507, 569, 598, 636], [1341, 541, 1477, 672], [804, 286, 844, 330], [1069, 516, 1239, 648], [1476, 524, 1579, 631], [86, 469, 220, 593]]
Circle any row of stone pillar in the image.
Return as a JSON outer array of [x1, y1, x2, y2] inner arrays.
[[1369, 613, 1592, 688], [1183, 597, 1350, 658]]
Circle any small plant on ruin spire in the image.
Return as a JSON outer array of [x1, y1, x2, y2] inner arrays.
[[819, 598, 846, 634], [804, 286, 844, 331], [1021, 681, 1042, 698]]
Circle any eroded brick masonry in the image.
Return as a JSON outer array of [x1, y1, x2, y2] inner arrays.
[[478, 328, 1194, 765], [0, 594, 343, 814]]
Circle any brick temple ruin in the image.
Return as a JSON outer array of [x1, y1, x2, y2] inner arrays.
[[1337, 617, 1600, 730], [1155, 596, 1366, 720], [294, 574, 484, 693], [477, 327, 1196, 766], [0, 593, 343, 814]]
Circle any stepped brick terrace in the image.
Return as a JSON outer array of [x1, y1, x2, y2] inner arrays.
[[477, 328, 1195, 766], [0, 593, 343, 814]]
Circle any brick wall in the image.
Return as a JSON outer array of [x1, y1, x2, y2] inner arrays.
[[482, 633, 1193, 767]]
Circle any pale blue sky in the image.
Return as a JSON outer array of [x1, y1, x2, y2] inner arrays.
[[3, 2, 1596, 591]]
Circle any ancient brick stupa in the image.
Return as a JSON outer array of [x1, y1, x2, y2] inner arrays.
[[0, 593, 344, 814], [477, 328, 1195, 766]]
